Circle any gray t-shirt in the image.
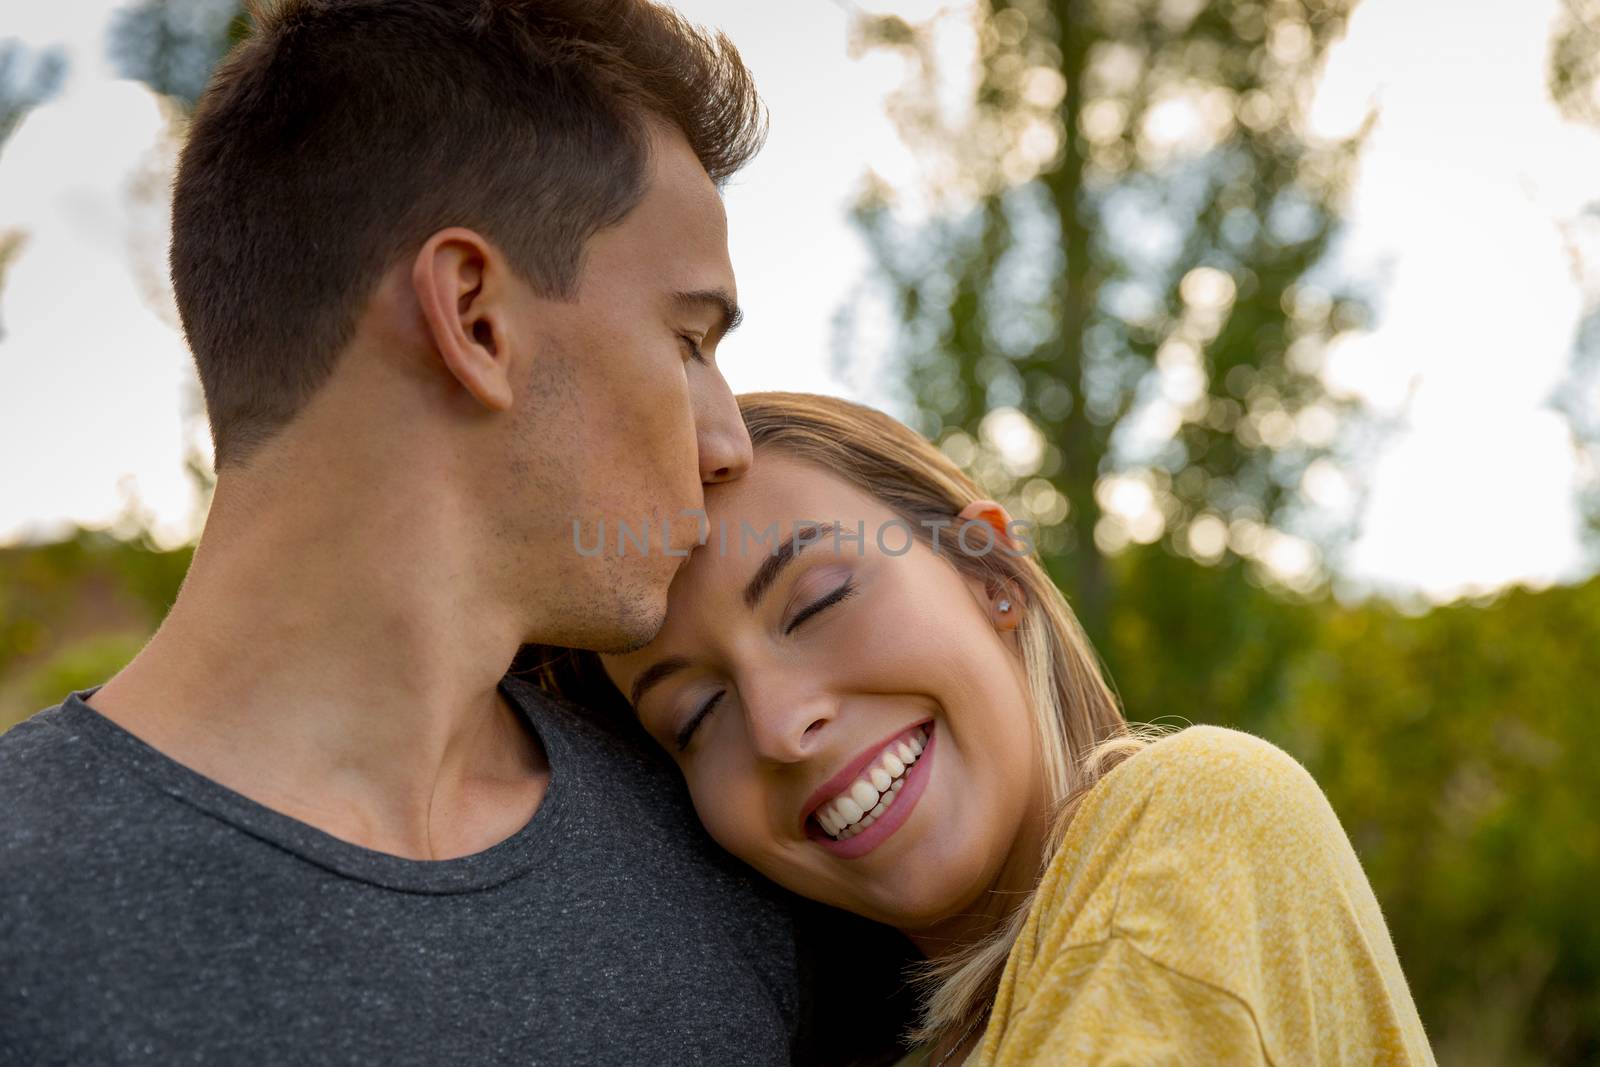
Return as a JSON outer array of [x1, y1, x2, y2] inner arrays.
[[0, 677, 802, 1065]]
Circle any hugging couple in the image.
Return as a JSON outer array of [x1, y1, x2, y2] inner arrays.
[[0, 2, 1436, 1065]]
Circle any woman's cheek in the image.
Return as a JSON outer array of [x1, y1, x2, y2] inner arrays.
[[689, 773, 767, 866]]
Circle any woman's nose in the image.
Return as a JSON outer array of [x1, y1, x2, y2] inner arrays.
[[742, 684, 835, 764]]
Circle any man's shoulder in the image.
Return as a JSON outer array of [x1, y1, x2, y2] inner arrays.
[[0, 700, 73, 754], [500, 674, 809, 1042], [0, 701, 131, 891], [503, 673, 796, 879], [0, 703, 100, 817], [0, 697, 191, 874]]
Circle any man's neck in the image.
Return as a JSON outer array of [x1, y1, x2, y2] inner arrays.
[[88, 468, 548, 861]]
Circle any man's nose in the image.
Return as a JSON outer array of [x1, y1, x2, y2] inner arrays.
[[700, 422, 752, 484], [694, 368, 753, 484]]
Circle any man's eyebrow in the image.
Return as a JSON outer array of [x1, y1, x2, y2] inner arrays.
[[629, 655, 691, 709], [742, 521, 837, 610], [673, 288, 743, 340]]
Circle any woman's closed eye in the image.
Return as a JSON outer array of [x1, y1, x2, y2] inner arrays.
[[673, 577, 860, 751], [676, 690, 723, 751], [783, 577, 857, 635]]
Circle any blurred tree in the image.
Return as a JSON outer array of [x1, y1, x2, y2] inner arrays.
[[0, 0, 238, 325], [1553, 299, 1600, 558], [1548, 0, 1600, 558], [107, 0, 251, 109], [0, 40, 64, 144], [0, 39, 67, 342], [844, 0, 1371, 646], [105, 0, 248, 509], [1548, 0, 1600, 128]]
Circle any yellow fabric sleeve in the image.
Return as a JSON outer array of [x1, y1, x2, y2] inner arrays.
[[984, 936, 1268, 1064], [973, 726, 1436, 1067]]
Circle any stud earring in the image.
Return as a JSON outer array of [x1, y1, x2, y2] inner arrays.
[[997, 598, 1012, 614]]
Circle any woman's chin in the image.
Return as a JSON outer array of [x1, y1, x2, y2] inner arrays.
[[807, 810, 1009, 931], [826, 866, 994, 933]]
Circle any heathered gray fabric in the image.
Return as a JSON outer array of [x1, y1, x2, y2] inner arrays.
[[0, 677, 801, 1066]]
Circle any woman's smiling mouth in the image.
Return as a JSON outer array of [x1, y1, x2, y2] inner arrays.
[[801, 721, 937, 859]]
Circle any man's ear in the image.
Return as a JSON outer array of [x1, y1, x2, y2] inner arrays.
[[956, 498, 1022, 554], [412, 227, 516, 412]]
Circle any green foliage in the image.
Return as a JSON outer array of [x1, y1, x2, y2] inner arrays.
[[10, 632, 151, 719], [1101, 542, 1321, 736], [0, 528, 190, 731], [1102, 549, 1600, 1063], [1280, 579, 1600, 1065]]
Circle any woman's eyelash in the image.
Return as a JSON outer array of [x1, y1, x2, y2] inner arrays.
[[784, 578, 857, 636], [676, 690, 723, 751]]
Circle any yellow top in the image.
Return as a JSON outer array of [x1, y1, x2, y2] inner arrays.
[[959, 725, 1436, 1067]]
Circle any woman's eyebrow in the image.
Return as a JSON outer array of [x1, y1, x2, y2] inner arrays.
[[629, 655, 690, 708], [742, 521, 838, 609]]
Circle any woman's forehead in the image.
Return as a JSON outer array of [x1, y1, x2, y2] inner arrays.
[[699, 452, 886, 545], [603, 454, 887, 672]]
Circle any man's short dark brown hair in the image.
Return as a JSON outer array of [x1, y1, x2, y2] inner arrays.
[[171, 0, 765, 468]]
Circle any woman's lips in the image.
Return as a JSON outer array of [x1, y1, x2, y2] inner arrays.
[[798, 720, 932, 834], [808, 723, 936, 859]]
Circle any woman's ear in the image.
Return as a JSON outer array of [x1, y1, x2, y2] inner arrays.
[[412, 227, 517, 412], [956, 498, 1022, 555], [987, 576, 1026, 632]]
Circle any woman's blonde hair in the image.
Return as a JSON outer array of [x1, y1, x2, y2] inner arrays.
[[523, 391, 1151, 1048]]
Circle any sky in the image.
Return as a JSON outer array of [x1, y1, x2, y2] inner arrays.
[[0, 0, 1596, 604]]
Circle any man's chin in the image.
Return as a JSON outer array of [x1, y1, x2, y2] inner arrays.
[[596, 617, 664, 656], [529, 554, 679, 654], [587, 586, 670, 656]]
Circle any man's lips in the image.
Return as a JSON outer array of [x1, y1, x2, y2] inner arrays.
[[797, 719, 935, 835]]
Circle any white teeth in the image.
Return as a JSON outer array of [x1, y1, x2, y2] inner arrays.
[[813, 726, 932, 841]]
